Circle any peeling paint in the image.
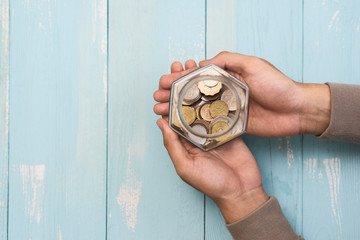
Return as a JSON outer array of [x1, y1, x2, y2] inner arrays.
[[58, 225, 62, 240], [278, 138, 284, 152], [115, 145, 146, 232], [305, 158, 318, 178], [286, 137, 294, 168], [324, 158, 342, 231], [328, 10, 340, 30], [20, 165, 46, 223], [116, 179, 142, 232]]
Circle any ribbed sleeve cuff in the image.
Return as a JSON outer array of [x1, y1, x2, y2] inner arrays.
[[226, 197, 302, 240], [318, 82, 360, 144]]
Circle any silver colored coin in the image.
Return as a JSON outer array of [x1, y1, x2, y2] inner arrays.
[[221, 89, 237, 111], [239, 88, 246, 109], [188, 124, 207, 144], [183, 84, 201, 105], [203, 80, 219, 87], [198, 81, 222, 96]]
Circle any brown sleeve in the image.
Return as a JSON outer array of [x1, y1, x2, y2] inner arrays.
[[318, 83, 360, 143], [226, 197, 303, 240]]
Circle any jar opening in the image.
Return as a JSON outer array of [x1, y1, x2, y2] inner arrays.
[[177, 75, 241, 139]]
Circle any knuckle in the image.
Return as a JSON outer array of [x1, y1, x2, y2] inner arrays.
[[159, 74, 168, 86], [218, 51, 230, 56]]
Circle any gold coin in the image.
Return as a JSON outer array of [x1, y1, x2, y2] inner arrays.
[[195, 106, 201, 119], [182, 106, 196, 125], [199, 103, 213, 122], [211, 121, 229, 134], [172, 110, 182, 128], [210, 100, 229, 118], [198, 81, 222, 96]]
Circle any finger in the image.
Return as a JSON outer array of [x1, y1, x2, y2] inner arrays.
[[153, 89, 171, 102], [153, 102, 169, 116], [185, 59, 197, 70], [159, 68, 200, 90], [199, 51, 254, 73], [171, 61, 184, 73], [156, 118, 190, 171]]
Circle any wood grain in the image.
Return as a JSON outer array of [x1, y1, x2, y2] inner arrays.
[[8, 0, 107, 239], [0, 0, 9, 239], [206, 1, 303, 238], [107, 0, 205, 239], [303, 0, 360, 239]]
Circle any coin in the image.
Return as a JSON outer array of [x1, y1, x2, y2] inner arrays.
[[210, 116, 233, 142], [191, 120, 210, 133], [198, 81, 222, 96], [188, 124, 207, 145], [183, 83, 201, 105], [195, 105, 201, 119], [172, 110, 182, 128], [221, 89, 237, 111], [182, 106, 196, 125], [203, 80, 218, 87], [199, 103, 213, 122], [202, 91, 221, 101], [211, 121, 229, 134], [239, 88, 246, 109], [210, 100, 229, 118]]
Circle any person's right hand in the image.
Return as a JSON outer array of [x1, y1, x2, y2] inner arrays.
[[154, 52, 331, 138]]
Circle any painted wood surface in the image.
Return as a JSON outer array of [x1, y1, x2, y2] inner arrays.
[[107, 0, 205, 239], [8, 0, 107, 239], [0, 0, 9, 239], [0, 0, 359, 239], [205, 1, 304, 238], [302, 0, 360, 239]]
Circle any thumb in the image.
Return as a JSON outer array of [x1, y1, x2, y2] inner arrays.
[[199, 51, 252, 73], [156, 118, 190, 169]]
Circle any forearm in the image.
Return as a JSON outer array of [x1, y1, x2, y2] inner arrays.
[[299, 83, 331, 136], [299, 82, 360, 143]]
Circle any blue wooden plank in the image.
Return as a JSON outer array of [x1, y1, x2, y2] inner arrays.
[[107, 0, 205, 239], [0, 0, 9, 239], [8, 0, 107, 239], [206, 1, 303, 238], [303, 0, 360, 239]]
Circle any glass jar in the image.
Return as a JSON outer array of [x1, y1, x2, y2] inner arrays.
[[169, 64, 249, 151]]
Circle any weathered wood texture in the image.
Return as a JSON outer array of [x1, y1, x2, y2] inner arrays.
[[107, 0, 205, 239], [1, 0, 360, 239], [0, 0, 9, 239], [302, 0, 360, 239], [205, 1, 303, 239], [8, 0, 107, 239]]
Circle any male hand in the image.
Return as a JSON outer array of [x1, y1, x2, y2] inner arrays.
[[154, 60, 268, 223], [154, 52, 331, 137], [156, 117, 268, 223]]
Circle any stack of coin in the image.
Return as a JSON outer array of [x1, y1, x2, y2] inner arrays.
[[180, 80, 238, 140]]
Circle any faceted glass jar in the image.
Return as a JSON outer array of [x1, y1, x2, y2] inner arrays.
[[169, 64, 249, 151]]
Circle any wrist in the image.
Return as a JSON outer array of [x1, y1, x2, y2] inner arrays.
[[215, 187, 269, 224], [299, 83, 331, 135]]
